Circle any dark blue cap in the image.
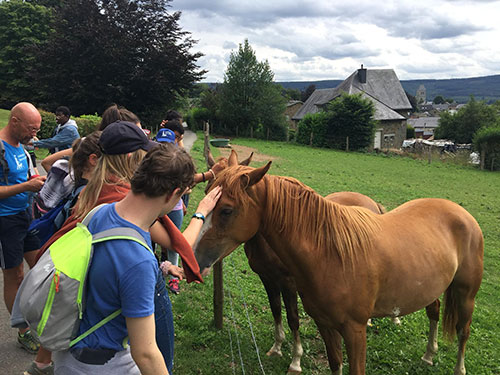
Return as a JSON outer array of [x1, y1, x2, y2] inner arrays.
[[99, 121, 158, 155]]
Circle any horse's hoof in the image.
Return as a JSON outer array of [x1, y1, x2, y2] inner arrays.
[[421, 354, 434, 366], [266, 349, 282, 357], [287, 370, 301, 375], [367, 318, 373, 327], [392, 317, 401, 325]]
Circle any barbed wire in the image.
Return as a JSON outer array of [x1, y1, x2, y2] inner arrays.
[[226, 255, 266, 375], [226, 283, 245, 374]]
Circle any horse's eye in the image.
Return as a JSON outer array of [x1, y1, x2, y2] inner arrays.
[[220, 208, 233, 217]]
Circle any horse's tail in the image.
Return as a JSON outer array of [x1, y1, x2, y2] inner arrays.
[[442, 283, 459, 341], [376, 203, 386, 214]]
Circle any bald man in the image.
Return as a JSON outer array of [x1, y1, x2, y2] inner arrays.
[[0, 102, 46, 354]]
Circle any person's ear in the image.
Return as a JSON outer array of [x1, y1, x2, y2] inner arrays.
[[88, 153, 99, 167]]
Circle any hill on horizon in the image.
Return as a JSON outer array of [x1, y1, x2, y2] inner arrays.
[[275, 74, 500, 104]]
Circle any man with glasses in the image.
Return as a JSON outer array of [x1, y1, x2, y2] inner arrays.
[[0, 102, 46, 355], [33, 106, 80, 154]]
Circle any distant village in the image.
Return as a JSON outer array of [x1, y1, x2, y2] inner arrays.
[[284, 66, 468, 150]]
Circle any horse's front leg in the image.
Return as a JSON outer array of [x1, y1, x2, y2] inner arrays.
[[282, 284, 303, 374], [317, 324, 343, 375], [341, 321, 367, 375]]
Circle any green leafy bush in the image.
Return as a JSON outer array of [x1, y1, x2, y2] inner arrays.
[[296, 112, 328, 147], [407, 125, 415, 139], [324, 93, 376, 151], [473, 125, 500, 170], [38, 109, 57, 140], [75, 114, 101, 137]]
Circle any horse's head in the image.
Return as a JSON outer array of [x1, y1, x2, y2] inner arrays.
[[195, 161, 271, 274], [204, 148, 254, 194]]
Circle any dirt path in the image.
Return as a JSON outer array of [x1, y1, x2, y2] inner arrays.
[[216, 144, 278, 163]]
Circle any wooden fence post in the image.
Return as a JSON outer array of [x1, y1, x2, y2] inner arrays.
[[309, 132, 314, 146], [346, 136, 349, 152], [213, 260, 224, 329]]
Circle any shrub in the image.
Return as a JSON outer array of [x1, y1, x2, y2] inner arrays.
[[75, 115, 100, 137], [190, 107, 211, 131], [38, 109, 57, 140], [296, 112, 328, 147], [407, 125, 415, 139], [473, 125, 500, 170], [324, 93, 376, 151]]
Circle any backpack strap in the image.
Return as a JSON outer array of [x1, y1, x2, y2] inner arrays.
[[81, 204, 108, 226], [23, 147, 35, 179], [0, 141, 10, 184], [91, 227, 152, 253], [70, 215, 153, 348]]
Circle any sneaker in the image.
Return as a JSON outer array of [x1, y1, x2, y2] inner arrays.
[[168, 278, 180, 294], [24, 361, 54, 375], [17, 330, 40, 354]]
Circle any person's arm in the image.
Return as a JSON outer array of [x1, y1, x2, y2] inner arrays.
[[126, 314, 168, 375], [182, 186, 222, 246], [41, 148, 73, 173], [34, 126, 79, 149], [150, 186, 222, 249], [0, 176, 46, 199]]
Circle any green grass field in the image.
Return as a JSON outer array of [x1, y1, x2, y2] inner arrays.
[[175, 135, 500, 374], [0, 108, 9, 129]]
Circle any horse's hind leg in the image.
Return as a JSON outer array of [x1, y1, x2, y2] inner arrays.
[[421, 299, 440, 365], [453, 289, 477, 375], [317, 325, 343, 375], [260, 276, 285, 357], [282, 286, 303, 374]]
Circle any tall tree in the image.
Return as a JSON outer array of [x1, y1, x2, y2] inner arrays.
[[435, 97, 497, 143], [31, 0, 204, 125], [301, 84, 316, 102], [323, 93, 376, 150], [0, 0, 54, 107], [219, 39, 286, 138]]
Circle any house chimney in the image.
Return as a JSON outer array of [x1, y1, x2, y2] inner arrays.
[[358, 64, 367, 84]]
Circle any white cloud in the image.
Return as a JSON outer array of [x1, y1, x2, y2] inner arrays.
[[173, 0, 500, 82]]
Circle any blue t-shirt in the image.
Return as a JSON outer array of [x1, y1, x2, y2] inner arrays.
[[0, 141, 29, 216], [74, 203, 157, 351]]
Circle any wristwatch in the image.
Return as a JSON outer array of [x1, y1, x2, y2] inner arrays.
[[192, 212, 205, 223]]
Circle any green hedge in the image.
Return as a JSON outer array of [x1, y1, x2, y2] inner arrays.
[[37, 109, 100, 140], [473, 125, 500, 170]]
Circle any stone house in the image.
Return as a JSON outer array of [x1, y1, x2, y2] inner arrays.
[[293, 66, 412, 149], [285, 100, 303, 130]]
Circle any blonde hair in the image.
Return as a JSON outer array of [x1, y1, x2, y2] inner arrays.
[[74, 149, 147, 219]]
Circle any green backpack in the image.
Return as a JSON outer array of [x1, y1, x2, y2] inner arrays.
[[17, 204, 153, 351]]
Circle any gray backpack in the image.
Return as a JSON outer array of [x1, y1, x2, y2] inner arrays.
[[16, 204, 153, 351]]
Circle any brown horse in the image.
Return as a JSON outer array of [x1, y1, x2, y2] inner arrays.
[[206, 152, 394, 373], [195, 163, 483, 375], [243, 192, 389, 374]]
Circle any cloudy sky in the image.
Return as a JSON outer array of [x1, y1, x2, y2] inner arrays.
[[170, 0, 500, 83]]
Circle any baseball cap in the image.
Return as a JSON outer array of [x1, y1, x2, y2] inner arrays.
[[155, 128, 176, 143], [99, 121, 158, 155]]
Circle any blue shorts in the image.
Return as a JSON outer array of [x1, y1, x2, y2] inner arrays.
[[0, 210, 40, 269]]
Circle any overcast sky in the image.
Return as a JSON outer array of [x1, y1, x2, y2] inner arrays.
[[171, 0, 500, 83]]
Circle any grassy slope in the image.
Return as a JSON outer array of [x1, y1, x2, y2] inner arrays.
[[174, 136, 500, 374], [0, 108, 9, 129]]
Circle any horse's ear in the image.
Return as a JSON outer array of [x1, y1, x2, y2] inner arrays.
[[247, 161, 272, 187], [206, 148, 216, 168], [228, 149, 238, 166], [240, 152, 253, 166]]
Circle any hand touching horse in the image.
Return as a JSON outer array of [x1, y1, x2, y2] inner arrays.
[[195, 163, 483, 375]]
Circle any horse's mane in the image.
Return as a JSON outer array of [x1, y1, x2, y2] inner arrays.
[[214, 166, 380, 264]]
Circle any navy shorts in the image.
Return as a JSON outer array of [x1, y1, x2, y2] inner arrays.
[[0, 210, 40, 269]]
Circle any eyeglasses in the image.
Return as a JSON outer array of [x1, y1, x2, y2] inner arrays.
[[13, 117, 40, 134]]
